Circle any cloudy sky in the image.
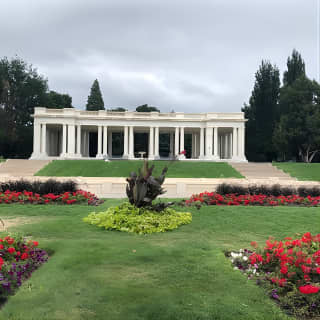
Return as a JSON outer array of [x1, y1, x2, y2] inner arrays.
[[1, 0, 318, 112]]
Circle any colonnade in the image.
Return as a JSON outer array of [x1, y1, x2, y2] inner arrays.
[[32, 123, 246, 161]]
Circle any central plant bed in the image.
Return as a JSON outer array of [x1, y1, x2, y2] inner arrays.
[[84, 161, 191, 234]]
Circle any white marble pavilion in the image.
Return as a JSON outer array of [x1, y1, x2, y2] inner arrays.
[[30, 107, 247, 162]]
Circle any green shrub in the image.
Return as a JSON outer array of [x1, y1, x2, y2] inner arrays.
[[83, 202, 192, 234]]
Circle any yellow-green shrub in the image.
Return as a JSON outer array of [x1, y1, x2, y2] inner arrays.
[[83, 202, 192, 234]]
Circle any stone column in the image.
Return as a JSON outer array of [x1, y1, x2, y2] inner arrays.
[[240, 125, 247, 161], [199, 127, 204, 159], [41, 123, 47, 156], [96, 126, 103, 159], [149, 127, 154, 160], [238, 126, 246, 161], [180, 127, 184, 153], [30, 121, 41, 159], [154, 126, 159, 159], [229, 133, 232, 159], [205, 127, 213, 159], [196, 133, 200, 158], [213, 127, 218, 160], [128, 126, 134, 159], [224, 134, 228, 159], [103, 126, 108, 159], [232, 127, 238, 160], [175, 127, 179, 156], [76, 125, 81, 157], [108, 131, 113, 158], [123, 126, 128, 158], [67, 124, 75, 157], [61, 124, 67, 157]]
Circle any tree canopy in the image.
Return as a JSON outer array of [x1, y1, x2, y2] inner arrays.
[[273, 77, 320, 162], [283, 49, 306, 87], [0, 56, 48, 157], [86, 79, 104, 111], [108, 107, 127, 112], [242, 60, 280, 161], [136, 104, 160, 112], [0, 56, 74, 158], [46, 90, 73, 108]]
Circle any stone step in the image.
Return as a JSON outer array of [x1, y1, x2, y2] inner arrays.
[[0, 159, 51, 177]]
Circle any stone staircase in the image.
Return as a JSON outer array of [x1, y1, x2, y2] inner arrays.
[[230, 162, 296, 181], [0, 159, 51, 177]]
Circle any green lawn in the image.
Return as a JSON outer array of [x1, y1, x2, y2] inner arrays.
[[35, 160, 243, 178], [274, 162, 320, 181], [1, 202, 318, 319]]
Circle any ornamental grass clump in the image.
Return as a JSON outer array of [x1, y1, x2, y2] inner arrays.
[[228, 233, 320, 318]]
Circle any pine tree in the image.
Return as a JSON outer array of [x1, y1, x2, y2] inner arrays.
[[242, 60, 280, 161], [86, 79, 105, 111], [283, 49, 305, 86]]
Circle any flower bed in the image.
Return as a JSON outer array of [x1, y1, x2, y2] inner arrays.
[[83, 202, 192, 234], [0, 235, 48, 299], [185, 191, 320, 207], [0, 190, 101, 206], [227, 233, 320, 318]]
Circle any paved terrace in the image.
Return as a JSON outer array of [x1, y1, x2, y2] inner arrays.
[[0, 160, 319, 198]]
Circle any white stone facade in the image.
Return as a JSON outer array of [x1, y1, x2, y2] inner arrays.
[[30, 108, 248, 162]]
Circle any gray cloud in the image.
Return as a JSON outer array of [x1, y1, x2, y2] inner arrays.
[[0, 0, 318, 112]]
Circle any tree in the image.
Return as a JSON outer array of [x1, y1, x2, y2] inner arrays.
[[108, 107, 127, 112], [86, 79, 104, 111], [136, 104, 160, 112], [46, 90, 73, 108], [242, 60, 280, 161], [273, 77, 320, 162], [283, 49, 306, 87], [0, 56, 48, 158]]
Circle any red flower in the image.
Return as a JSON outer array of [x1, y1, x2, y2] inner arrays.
[[7, 247, 15, 254], [0, 245, 4, 250], [21, 252, 28, 260], [279, 278, 287, 287], [6, 238, 14, 245], [299, 285, 320, 294], [280, 265, 288, 274], [33, 241, 39, 247]]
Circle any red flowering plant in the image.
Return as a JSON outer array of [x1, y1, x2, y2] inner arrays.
[[228, 233, 320, 318], [0, 234, 48, 299], [0, 190, 102, 206], [184, 191, 320, 208]]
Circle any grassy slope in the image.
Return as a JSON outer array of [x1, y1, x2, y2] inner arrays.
[[35, 160, 243, 178], [1, 203, 317, 319], [274, 162, 320, 181]]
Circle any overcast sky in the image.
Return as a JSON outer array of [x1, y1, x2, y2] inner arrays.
[[1, 0, 318, 112]]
